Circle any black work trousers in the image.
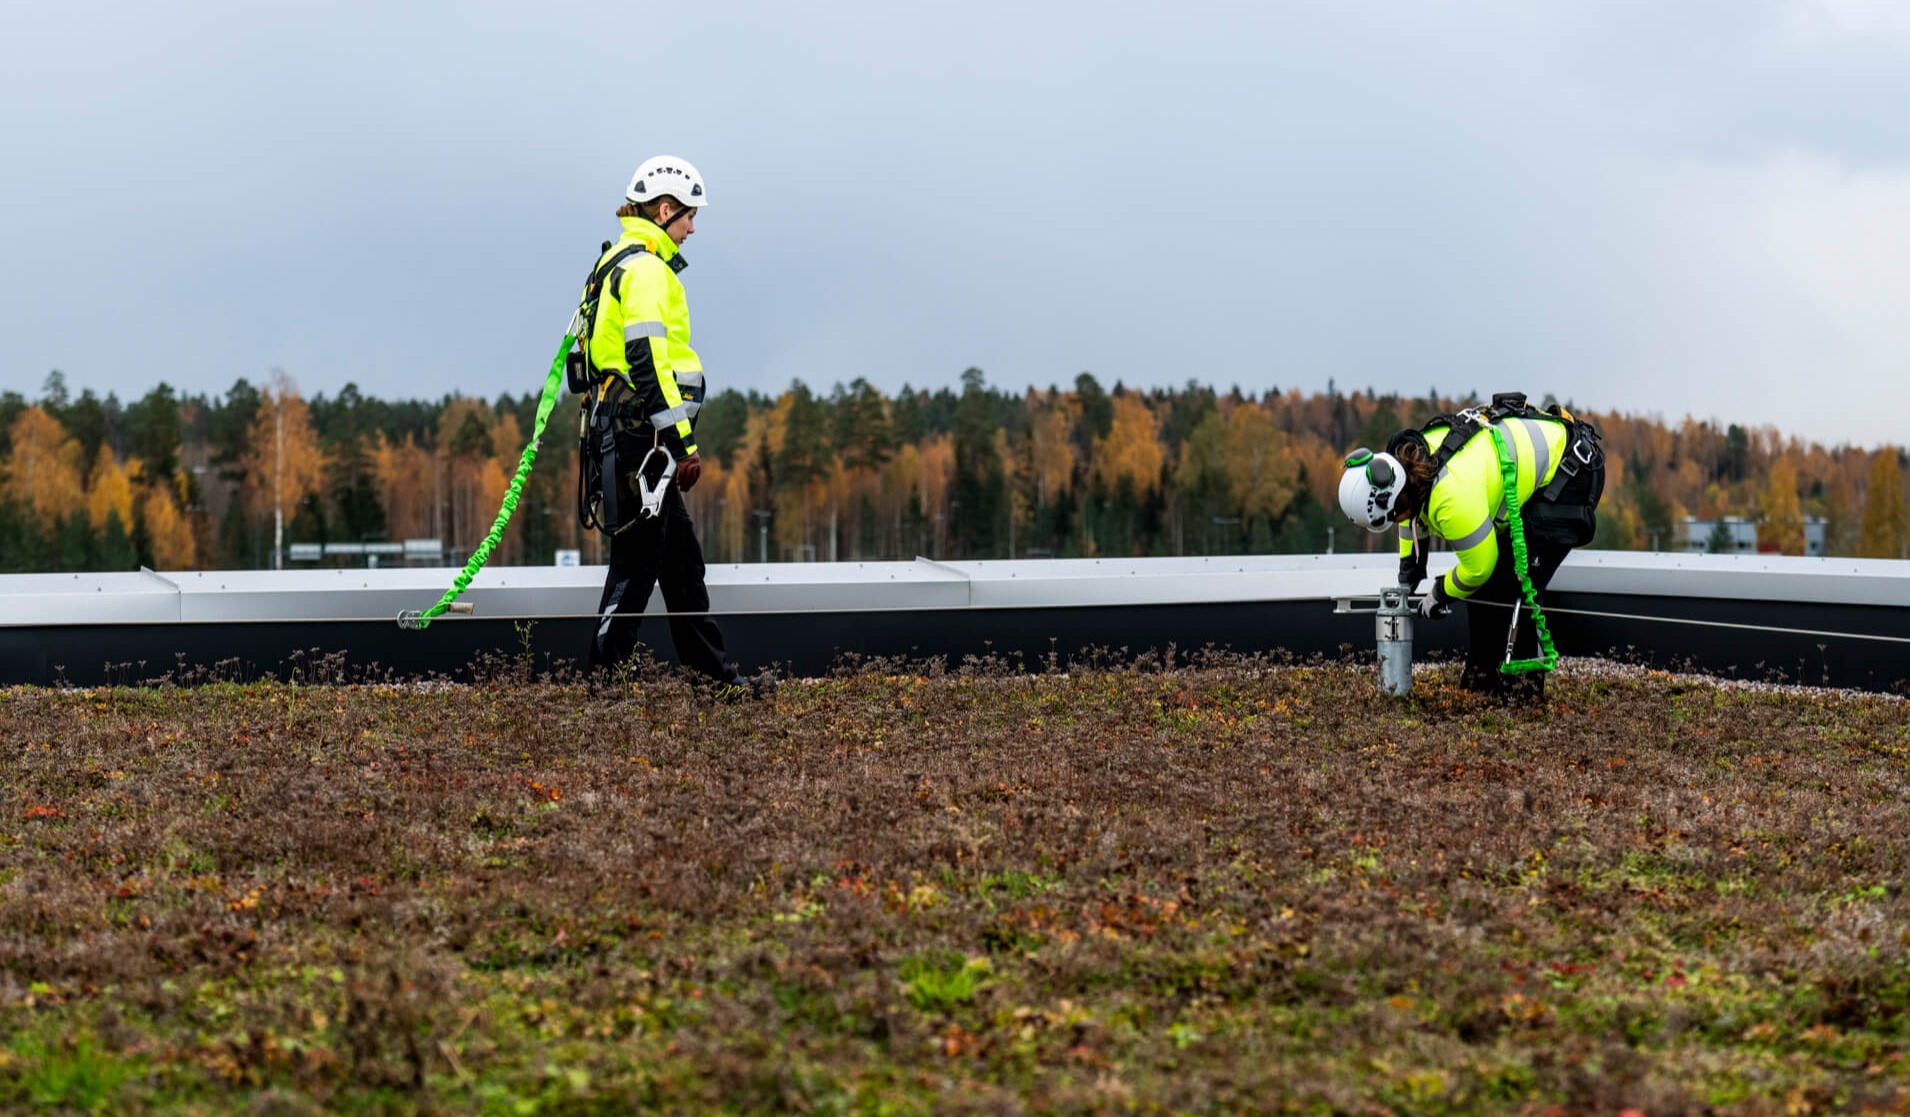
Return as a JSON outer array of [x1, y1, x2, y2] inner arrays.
[[587, 484, 738, 683], [1458, 531, 1572, 701]]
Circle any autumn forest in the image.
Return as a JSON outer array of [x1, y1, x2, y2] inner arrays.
[[2, 369, 1907, 574]]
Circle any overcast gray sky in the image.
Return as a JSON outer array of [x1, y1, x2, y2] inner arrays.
[[5, 0, 1909, 446]]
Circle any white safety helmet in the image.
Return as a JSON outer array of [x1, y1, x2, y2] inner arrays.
[[625, 155, 708, 208], [1338, 448, 1407, 533]]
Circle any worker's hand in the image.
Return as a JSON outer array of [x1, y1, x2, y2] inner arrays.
[[1416, 586, 1452, 619], [676, 451, 702, 493]]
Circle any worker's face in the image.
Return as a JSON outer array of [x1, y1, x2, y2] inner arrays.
[[658, 199, 697, 245]]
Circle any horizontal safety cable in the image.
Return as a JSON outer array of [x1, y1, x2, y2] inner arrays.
[[1461, 597, 1910, 645]]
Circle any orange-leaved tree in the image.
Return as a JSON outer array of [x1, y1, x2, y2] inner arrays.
[[484, 409, 522, 564], [1092, 394, 1164, 500], [1027, 390, 1078, 513], [1759, 456, 1804, 556], [143, 475, 196, 570], [1223, 403, 1301, 530], [1861, 450, 1907, 559], [84, 444, 134, 535], [372, 432, 437, 543], [4, 407, 85, 530]]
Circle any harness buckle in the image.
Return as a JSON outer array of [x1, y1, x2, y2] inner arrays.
[[1572, 437, 1597, 465]]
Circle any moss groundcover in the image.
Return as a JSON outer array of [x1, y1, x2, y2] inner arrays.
[[2, 657, 1907, 1115]]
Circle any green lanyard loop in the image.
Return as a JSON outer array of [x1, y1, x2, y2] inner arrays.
[[1489, 425, 1559, 675], [407, 332, 576, 631]]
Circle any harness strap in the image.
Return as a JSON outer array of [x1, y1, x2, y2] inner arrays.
[[580, 243, 653, 394], [1421, 393, 1529, 472], [1416, 394, 1601, 505], [1428, 413, 1482, 473], [1539, 421, 1605, 503], [590, 243, 649, 293], [573, 243, 652, 534]]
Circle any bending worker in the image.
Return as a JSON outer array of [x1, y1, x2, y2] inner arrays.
[[1336, 393, 1605, 698], [576, 155, 745, 687]]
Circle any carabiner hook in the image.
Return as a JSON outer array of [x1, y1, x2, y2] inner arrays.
[[635, 446, 677, 519]]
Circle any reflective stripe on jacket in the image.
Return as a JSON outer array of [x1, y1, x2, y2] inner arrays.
[[585, 216, 703, 459], [1398, 415, 1570, 599]]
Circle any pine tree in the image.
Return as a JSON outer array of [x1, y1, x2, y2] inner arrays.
[[55, 511, 91, 571], [774, 383, 831, 486], [694, 388, 750, 466], [217, 497, 252, 569], [210, 379, 262, 484], [833, 378, 894, 472], [1272, 489, 1334, 554], [1630, 470, 1675, 552], [98, 508, 138, 571], [1171, 411, 1231, 555], [321, 383, 388, 545], [1074, 373, 1113, 445], [59, 389, 116, 466], [952, 369, 1005, 558], [125, 383, 183, 480]]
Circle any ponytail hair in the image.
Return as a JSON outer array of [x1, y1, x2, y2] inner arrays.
[[1389, 431, 1439, 516], [1393, 435, 1438, 489]]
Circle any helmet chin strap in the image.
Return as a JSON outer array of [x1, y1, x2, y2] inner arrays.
[[657, 201, 694, 238]]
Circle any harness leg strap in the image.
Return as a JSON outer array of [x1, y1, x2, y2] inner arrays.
[[596, 416, 622, 530]]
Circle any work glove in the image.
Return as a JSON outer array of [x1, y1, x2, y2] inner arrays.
[[1416, 582, 1453, 619], [676, 451, 702, 493], [1398, 554, 1427, 592]]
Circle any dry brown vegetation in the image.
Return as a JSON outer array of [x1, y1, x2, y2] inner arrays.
[[2, 656, 1907, 1114]]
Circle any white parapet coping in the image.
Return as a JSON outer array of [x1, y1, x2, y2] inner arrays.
[[1547, 550, 1910, 608], [0, 551, 1905, 627]]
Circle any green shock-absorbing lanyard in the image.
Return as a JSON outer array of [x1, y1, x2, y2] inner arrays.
[[1488, 425, 1559, 674], [405, 330, 577, 630]]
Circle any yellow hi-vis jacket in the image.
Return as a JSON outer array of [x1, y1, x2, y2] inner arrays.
[[1399, 414, 1571, 600], [585, 216, 703, 460]]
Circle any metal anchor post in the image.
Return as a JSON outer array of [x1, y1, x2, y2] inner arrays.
[[1375, 585, 1415, 696]]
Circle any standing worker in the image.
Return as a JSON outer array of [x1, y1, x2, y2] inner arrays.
[[575, 155, 746, 689], [1336, 393, 1605, 700]]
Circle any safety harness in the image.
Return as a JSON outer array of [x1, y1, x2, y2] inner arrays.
[[1389, 392, 1605, 675], [569, 241, 689, 535], [1395, 392, 1602, 498]]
